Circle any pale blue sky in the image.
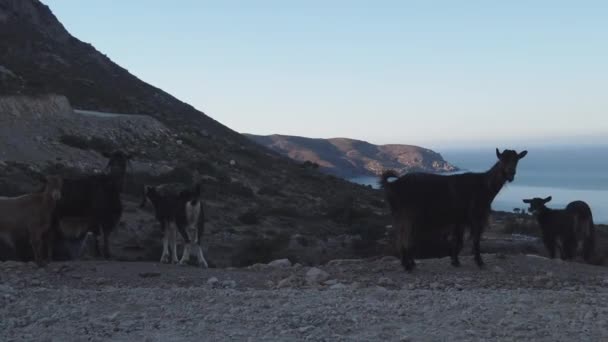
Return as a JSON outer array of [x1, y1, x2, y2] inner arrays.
[[44, 0, 608, 149]]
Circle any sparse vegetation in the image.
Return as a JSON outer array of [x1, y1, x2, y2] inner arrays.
[[59, 134, 116, 153], [238, 210, 260, 225]]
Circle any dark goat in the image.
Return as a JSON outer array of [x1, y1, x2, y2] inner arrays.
[[524, 197, 595, 262], [140, 183, 208, 268], [566, 200, 595, 262], [49, 151, 131, 260], [381, 148, 527, 271]]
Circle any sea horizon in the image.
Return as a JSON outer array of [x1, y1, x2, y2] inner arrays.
[[349, 145, 608, 224]]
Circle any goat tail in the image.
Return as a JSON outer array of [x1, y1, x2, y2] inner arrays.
[[380, 170, 400, 189]]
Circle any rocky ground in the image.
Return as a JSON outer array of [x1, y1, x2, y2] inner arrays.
[[1, 254, 607, 342]]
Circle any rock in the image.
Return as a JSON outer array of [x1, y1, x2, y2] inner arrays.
[[327, 259, 364, 266], [298, 326, 315, 333], [430, 282, 441, 290], [268, 259, 292, 268], [96, 278, 109, 286], [305, 267, 330, 285], [329, 283, 348, 290], [221, 280, 237, 289], [106, 312, 120, 322], [380, 256, 400, 263], [248, 263, 269, 271], [377, 277, 396, 287], [207, 277, 219, 288], [323, 279, 339, 286], [493, 266, 505, 274], [277, 276, 296, 289], [139, 272, 161, 278]]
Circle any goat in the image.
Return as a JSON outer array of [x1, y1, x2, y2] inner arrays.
[[566, 200, 595, 262], [523, 197, 595, 262], [0, 176, 63, 266], [48, 150, 131, 260], [140, 183, 208, 268], [381, 148, 527, 271]]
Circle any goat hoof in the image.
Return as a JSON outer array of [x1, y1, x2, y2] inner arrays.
[[178, 261, 189, 267]]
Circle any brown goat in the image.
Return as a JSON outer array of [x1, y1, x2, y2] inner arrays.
[[0, 176, 63, 266]]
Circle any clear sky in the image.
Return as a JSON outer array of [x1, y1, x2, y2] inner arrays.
[[43, 0, 608, 149]]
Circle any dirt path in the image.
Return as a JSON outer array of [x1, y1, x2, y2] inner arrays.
[[1, 254, 607, 341]]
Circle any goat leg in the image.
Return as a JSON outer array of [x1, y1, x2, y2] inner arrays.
[[450, 225, 464, 267], [177, 223, 191, 266], [471, 224, 485, 268], [30, 232, 46, 267], [160, 222, 170, 264], [170, 225, 178, 264], [102, 229, 111, 259], [195, 228, 208, 269]]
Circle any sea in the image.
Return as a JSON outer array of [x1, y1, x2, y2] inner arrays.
[[349, 145, 608, 224]]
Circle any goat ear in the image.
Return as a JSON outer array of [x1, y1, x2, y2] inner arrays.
[[522, 199, 531, 204], [496, 148, 502, 159], [518, 150, 528, 159], [543, 196, 552, 203]]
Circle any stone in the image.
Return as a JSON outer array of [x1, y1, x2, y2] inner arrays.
[[493, 266, 505, 274], [277, 276, 296, 289], [329, 283, 348, 290], [377, 277, 396, 287], [327, 259, 364, 266], [139, 272, 161, 278], [207, 277, 219, 288], [305, 267, 330, 285], [268, 259, 292, 268], [221, 280, 237, 289]]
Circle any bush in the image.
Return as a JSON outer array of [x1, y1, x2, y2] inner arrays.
[[238, 210, 260, 225], [225, 181, 255, 198], [257, 185, 284, 197], [263, 206, 302, 218], [502, 217, 540, 236]]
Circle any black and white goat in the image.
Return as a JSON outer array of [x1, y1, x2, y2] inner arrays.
[[140, 183, 208, 268]]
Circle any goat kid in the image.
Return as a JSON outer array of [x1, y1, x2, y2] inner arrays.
[[524, 197, 595, 262], [382, 148, 527, 271], [140, 183, 208, 268], [0, 176, 63, 266]]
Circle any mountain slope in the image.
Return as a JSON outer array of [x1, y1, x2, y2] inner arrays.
[[246, 134, 458, 178], [0, 0, 391, 266]]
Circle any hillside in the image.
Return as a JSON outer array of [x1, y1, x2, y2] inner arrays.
[[0, 0, 389, 266], [246, 134, 458, 178]]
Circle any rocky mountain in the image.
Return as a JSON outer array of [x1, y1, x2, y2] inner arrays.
[[0, 0, 391, 266], [245, 134, 458, 178]]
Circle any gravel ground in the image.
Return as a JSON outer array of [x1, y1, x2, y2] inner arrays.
[[1, 254, 607, 341]]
